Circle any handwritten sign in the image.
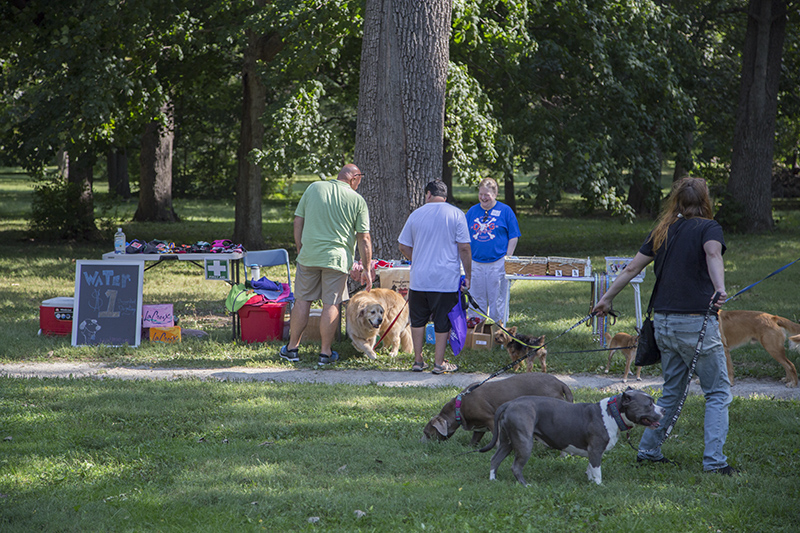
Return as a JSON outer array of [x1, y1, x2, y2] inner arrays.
[[142, 304, 174, 328], [72, 260, 143, 347]]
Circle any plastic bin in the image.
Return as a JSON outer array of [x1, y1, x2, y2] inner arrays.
[[238, 302, 288, 343]]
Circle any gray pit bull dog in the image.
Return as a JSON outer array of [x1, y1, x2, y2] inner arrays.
[[479, 389, 664, 485], [421, 373, 574, 446]]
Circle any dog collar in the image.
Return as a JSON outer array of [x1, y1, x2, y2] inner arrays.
[[454, 394, 463, 426], [607, 394, 632, 431]]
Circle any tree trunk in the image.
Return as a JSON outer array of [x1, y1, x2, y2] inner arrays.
[[726, 0, 786, 232], [503, 172, 516, 212], [442, 142, 455, 204], [107, 147, 131, 200], [233, 16, 283, 251], [134, 101, 178, 222], [67, 150, 98, 239], [355, 0, 452, 260]]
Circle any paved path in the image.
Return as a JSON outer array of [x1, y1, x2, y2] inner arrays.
[[1, 362, 798, 399]]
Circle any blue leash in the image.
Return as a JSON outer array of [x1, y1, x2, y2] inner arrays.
[[725, 256, 800, 302]]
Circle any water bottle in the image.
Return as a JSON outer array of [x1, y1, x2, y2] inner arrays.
[[114, 228, 126, 254], [250, 264, 260, 281]]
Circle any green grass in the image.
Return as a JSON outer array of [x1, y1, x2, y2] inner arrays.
[[1, 378, 798, 532], [1, 168, 799, 530]]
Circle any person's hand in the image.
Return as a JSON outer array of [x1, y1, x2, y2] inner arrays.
[[461, 276, 470, 290], [361, 269, 374, 292], [711, 290, 727, 310], [591, 297, 612, 317]]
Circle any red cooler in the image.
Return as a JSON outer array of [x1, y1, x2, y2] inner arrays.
[[238, 302, 288, 343], [39, 297, 74, 336]]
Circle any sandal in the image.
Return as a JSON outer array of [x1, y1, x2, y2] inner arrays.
[[411, 361, 429, 372], [432, 361, 459, 375]]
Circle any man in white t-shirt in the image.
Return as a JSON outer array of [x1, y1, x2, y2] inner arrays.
[[398, 180, 471, 374]]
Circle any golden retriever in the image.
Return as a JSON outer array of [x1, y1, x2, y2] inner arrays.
[[346, 288, 412, 359]]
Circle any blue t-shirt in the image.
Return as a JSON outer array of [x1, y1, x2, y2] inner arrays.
[[466, 201, 521, 263]]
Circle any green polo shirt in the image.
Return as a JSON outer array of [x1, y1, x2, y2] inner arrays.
[[295, 179, 370, 273]]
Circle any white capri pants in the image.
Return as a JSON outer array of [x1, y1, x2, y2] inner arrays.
[[469, 258, 507, 324]]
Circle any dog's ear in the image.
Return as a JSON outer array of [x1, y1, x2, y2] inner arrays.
[[509, 326, 517, 335], [358, 308, 365, 317], [431, 416, 449, 437]]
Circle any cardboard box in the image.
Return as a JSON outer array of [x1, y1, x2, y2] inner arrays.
[[466, 321, 494, 350], [377, 266, 410, 300], [39, 297, 74, 336], [142, 304, 174, 328], [303, 307, 342, 341], [149, 326, 181, 343]]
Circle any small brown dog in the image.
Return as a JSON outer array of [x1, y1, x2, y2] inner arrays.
[[604, 331, 641, 382], [494, 327, 546, 372], [719, 309, 800, 388]]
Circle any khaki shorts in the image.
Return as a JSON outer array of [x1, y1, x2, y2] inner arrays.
[[294, 263, 349, 305]]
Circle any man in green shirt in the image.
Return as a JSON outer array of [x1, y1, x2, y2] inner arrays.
[[280, 164, 373, 365]]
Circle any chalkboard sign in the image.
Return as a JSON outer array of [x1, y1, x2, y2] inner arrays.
[[72, 260, 144, 347]]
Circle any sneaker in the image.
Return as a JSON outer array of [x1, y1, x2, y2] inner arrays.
[[318, 351, 339, 366], [705, 465, 739, 476], [279, 345, 300, 362], [431, 361, 458, 374]]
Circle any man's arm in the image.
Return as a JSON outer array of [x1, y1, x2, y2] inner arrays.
[[293, 216, 304, 254], [356, 232, 373, 291], [399, 243, 413, 262], [458, 242, 472, 289]]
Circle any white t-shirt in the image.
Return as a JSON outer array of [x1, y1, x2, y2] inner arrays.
[[398, 202, 470, 292]]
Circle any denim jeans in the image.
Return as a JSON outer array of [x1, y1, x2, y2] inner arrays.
[[638, 313, 732, 470]]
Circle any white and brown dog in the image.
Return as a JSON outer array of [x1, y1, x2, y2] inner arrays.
[[604, 330, 641, 382], [480, 389, 664, 485], [719, 310, 800, 388]]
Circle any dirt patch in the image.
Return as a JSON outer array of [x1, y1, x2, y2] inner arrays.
[[1, 363, 798, 400]]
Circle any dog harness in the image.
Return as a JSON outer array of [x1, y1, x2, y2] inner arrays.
[[606, 394, 632, 431]]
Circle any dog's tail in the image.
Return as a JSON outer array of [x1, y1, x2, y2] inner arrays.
[[477, 403, 509, 453], [775, 316, 800, 340], [560, 383, 574, 403], [790, 334, 800, 352]]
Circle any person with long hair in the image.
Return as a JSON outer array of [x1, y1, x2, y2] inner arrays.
[[592, 177, 736, 475]]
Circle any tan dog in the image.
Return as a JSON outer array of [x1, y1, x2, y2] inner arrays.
[[421, 373, 573, 446], [604, 331, 641, 382], [493, 327, 546, 372], [719, 310, 800, 388], [346, 288, 412, 359]]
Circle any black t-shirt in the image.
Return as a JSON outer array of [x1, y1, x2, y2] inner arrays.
[[639, 217, 726, 314]]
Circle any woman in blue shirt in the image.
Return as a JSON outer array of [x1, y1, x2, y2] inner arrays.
[[466, 178, 521, 325]]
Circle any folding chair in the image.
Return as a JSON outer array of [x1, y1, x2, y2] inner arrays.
[[243, 248, 292, 292]]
